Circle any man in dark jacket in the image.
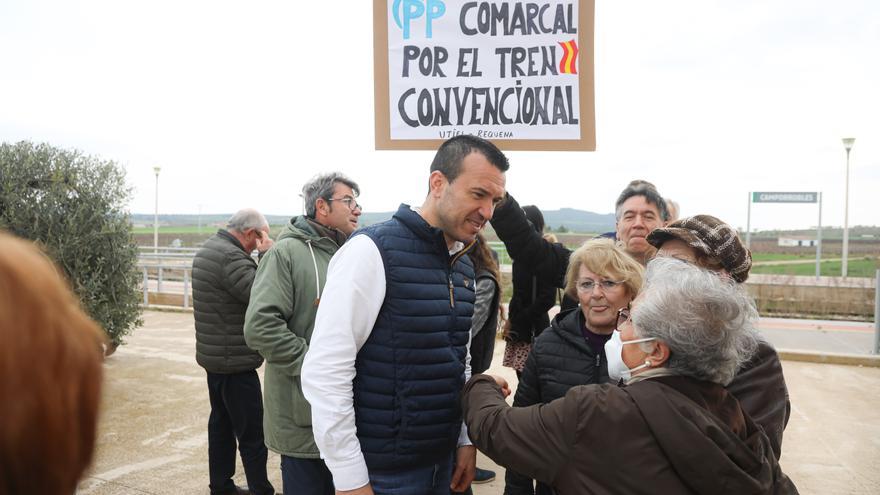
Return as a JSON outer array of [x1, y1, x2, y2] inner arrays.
[[492, 181, 668, 287], [302, 135, 509, 495], [193, 208, 275, 495]]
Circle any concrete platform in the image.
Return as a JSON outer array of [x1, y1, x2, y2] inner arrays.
[[77, 311, 880, 494]]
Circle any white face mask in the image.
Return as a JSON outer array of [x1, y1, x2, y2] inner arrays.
[[604, 330, 656, 383]]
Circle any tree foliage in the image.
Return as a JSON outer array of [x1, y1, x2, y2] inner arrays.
[[0, 141, 142, 345]]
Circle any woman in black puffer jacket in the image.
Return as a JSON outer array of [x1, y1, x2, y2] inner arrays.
[[504, 239, 644, 495]]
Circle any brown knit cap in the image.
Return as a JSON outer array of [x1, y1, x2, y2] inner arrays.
[[646, 215, 752, 283]]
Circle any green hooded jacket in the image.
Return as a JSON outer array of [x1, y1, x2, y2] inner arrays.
[[244, 216, 340, 457]]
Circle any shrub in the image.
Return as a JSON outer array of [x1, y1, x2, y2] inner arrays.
[[0, 141, 142, 347]]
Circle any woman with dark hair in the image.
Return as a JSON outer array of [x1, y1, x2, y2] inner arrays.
[[468, 233, 502, 376], [502, 205, 558, 378], [453, 232, 503, 492], [0, 232, 105, 494]]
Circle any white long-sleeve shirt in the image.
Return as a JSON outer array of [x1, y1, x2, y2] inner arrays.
[[301, 233, 472, 491]]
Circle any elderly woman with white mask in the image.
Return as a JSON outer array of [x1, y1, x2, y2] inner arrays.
[[647, 214, 790, 459], [461, 258, 799, 495]]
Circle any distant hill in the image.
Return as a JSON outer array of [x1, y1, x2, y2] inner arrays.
[[131, 209, 616, 233], [541, 208, 616, 233], [130, 213, 879, 239]]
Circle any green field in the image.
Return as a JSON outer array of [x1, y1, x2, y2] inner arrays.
[[132, 225, 288, 235], [750, 257, 880, 278], [750, 252, 839, 262], [132, 226, 213, 235]]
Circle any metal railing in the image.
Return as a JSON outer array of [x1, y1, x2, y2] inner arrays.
[[137, 247, 260, 309], [139, 263, 192, 308]]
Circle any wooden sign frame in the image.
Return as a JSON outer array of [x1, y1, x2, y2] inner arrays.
[[374, 0, 595, 151]]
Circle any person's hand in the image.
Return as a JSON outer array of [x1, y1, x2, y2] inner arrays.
[[255, 230, 274, 253], [336, 484, 374, 495], [501, 318, 513, 341], [450, 445, 477, 492], [489, 374, 511, 398]]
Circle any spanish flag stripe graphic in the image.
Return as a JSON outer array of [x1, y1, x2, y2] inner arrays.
[[558, 39, 579, 75]]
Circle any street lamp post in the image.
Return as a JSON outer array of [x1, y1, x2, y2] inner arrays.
[[841, 138, 855, 277], [153, 166, 161, 254]]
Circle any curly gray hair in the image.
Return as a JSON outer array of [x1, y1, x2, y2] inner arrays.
[[301, 172, 360, 218], [631, 257, 759, 385]]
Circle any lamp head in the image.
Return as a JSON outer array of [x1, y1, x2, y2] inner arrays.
[[842, 138, 855, 152]]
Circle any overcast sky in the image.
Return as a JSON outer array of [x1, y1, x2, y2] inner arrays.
[[1, 0, 877, 231]]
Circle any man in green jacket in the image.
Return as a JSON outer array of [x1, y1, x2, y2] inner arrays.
[[244, 172, 361, 495]]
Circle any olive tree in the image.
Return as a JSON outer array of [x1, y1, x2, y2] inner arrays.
[[0, 141, 142, 348]]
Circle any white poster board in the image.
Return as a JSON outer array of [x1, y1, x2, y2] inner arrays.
[[374, 0, 595, 150]]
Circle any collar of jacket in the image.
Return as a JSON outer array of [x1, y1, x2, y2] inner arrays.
[[549, 307, 596, 352], [304, 216, 349, 247], [394, 203, 474, 259], [216, 229, 247, 252]]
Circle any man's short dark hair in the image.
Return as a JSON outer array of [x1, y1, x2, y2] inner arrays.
[[615, 180, 669, 221], [430, 135, 510, 183]]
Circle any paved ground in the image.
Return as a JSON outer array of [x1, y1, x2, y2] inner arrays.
[[758, 317, 877, 355], [77, 311, 880, 494]]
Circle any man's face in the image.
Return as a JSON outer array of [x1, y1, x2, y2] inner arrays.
[[323, 183, 361, 235], [433, 152, 506, 245], [616, 195, 664, 259], [656, 238, 698, 264], [243, 225, 269, 252], [656, 238, 730, 278]]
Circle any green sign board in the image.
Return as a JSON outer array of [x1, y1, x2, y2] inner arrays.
[[752, 192, 817, 203]]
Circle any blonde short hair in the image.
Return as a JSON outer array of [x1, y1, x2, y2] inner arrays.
[[564, 238, 644, 300]]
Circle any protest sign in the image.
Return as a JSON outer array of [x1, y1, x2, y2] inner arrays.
[[374, 0, 595, 150]]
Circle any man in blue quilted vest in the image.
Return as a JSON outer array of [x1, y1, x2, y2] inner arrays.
[[302, 135, 508, 495]]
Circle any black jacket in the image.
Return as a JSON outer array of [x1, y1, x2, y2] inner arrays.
[[192, 230, 263, 373], [506, 260, 557, 344], [469, 268, 500, 375], [514, 308, 611, 408], [506, 308, 611, 495], [492, 194, 571, 289]]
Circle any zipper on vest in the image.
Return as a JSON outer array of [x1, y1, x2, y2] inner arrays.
[[448, 273, 455, 308], [446, 240, 473, 309], [595, 353, 601, 368]]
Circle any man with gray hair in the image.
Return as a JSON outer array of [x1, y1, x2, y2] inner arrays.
[[192, 208, 275, 495], [492, 180, 669, 289], [611, 179, 669, 264], [245, 172, 361, 495]]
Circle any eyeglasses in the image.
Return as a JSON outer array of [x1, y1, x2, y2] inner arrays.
[[616, 307, 631, 331], [327, 197, 362, 212], [576, 279, 624, 293]]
